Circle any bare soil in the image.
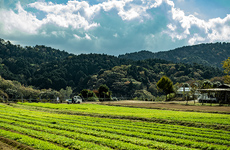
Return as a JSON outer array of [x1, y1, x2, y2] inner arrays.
[[99, 100, 230, 113]]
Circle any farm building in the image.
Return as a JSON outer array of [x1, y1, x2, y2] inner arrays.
[[176, 83, 191, 98], [198, 84, 230, 104], [177, 86, 191, 97], [176, 84, 199, 100]]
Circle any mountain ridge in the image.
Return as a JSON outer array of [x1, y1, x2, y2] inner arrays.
[[118, 42, 230, 68]]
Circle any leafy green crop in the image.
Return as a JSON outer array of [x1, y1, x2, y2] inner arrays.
[[0, 129, 67, 150], [19, 102, 230, 126], [0, 103, 229, 150]]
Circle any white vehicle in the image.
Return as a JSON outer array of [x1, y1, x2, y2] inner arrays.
[[66, 96, 82, 104]]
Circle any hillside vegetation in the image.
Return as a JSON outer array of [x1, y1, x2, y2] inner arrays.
[[87, 60, 222, 99], [119, 42, 230, 68], [0, 38, 225, 98], [0, 39, 70, 83]]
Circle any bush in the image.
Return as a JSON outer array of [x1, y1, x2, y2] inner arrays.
[[133, 90, 155, 101], [86, 97, 99, 102], [167, 93, 176, 101], [155, 95, 165, 101]]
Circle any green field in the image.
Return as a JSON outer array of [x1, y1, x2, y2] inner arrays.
[[0, 102, 229, 150]]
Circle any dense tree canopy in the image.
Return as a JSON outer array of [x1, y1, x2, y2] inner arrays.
[[0, 38, 225, 99], [157, 76, 174, 101], [119, 42, 230, 68], [98, 84, 111, 101]]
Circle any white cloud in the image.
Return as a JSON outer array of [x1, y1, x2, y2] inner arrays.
[[44, 12, 99, 30], [73, 34, 81, 39], [164, 0, 230, 45], [167, 23, 176, 31], [150, 0, 163, 8], [29, 1, 100, 30], [188, 33, 205, 45], [85, 33, 91, 40], [51, 31, 66, 38], [0, 0, 230, 55], [0, 2, 43, 34], [73, 33, 91, 40], [118, 8, 140, 20]]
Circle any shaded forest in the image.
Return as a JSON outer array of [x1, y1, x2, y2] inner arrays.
[[0, 38, 225, 99]]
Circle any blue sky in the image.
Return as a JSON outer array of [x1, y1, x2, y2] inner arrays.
[[0, 0, 230, 55]]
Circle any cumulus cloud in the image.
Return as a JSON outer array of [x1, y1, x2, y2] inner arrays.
[[188, 33, 205, 45], [0, 2, 43, 34], [28, 1, 100, 30], [164, 0, 230, 45], [0, 0, 230, 55]]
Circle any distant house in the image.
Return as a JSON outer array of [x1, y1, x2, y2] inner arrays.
[[176, 84, 199, 100], [177, 86, 191, 97]]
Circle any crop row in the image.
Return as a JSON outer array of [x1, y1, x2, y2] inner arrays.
[[48, 114, 230, 140], [1, 106, 229, 140], [1, 103, 230, 150], [0, 116, 195, 150], [0, 122, 116, 150], [5, 103, 230, 135], [0, 113, 229, 150], [1, 105, 230, 142], [0, 119, 184, 150], [0, 128, 67, 150], [17, 102, 230, 126]]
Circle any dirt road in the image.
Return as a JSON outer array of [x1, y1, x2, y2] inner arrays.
[[99, 100, 230, 113]]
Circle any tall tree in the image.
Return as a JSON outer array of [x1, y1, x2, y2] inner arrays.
[[157, 76, 174, 101], [222, 57, 230, 84], [66, 86, 73, 98], [98, 84, 112, 101], [59, 86, 72, 100]]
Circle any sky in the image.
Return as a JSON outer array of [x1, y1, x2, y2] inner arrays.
[[0, 0, 230, 56]]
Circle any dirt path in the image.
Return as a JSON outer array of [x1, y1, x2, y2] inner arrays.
[[99, 100, 230, 113]]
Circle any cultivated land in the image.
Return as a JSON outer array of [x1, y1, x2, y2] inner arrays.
[[0, 102, 229, 150], [98, 100, 230, 113]]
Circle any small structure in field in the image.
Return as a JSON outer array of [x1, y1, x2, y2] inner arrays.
[[176, 83, 199, 100], [198, 84, 230, 104], [177, 86, 191, 98]]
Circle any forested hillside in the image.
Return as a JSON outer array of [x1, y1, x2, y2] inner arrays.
[[87, 59, 222, 99], [0, 38, 70, 83], [0, 39, 224, 98], [30, 54, 131, 91], [119, 42, 230, 68]]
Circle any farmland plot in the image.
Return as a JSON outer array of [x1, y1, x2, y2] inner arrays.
[[0, 103, 229, 150]]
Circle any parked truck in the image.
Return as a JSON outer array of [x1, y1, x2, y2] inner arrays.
[[66, 96, 82, 104]]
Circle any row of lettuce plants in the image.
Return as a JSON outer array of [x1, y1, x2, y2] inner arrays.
[[0, 113, 229, 150]]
